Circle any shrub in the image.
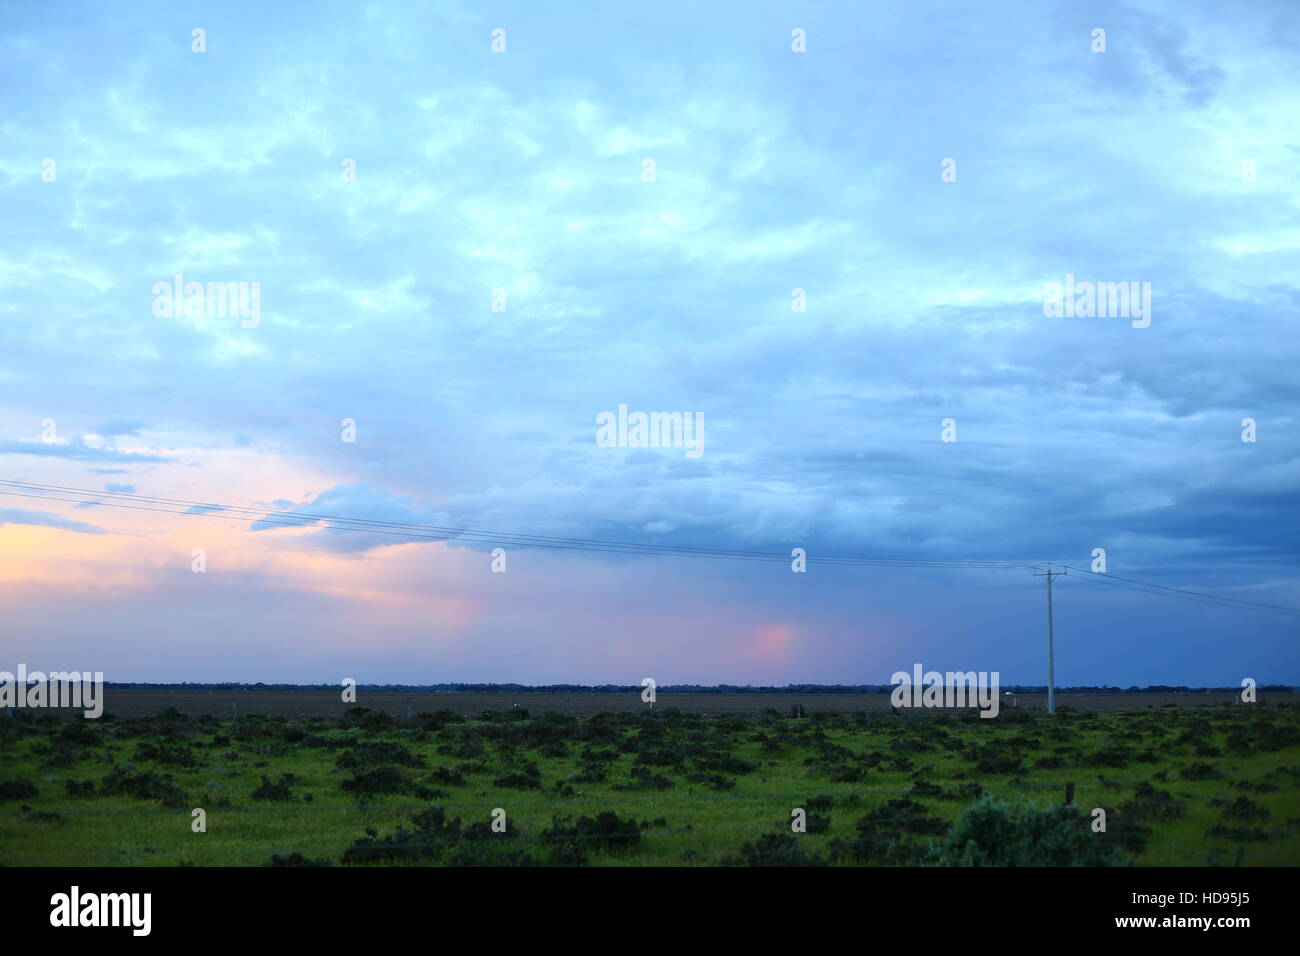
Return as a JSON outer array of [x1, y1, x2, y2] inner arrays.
[[336, 741, 423, 770], [100, 767, 186, 808], [492, 763, 542, 789], [436, 739, 486, 760], [540, 811, 645, 865], [0, 778, 39, 801], [421, 767, 466, 787], [1120, 782, 1185, 822], [1090, 748, 1133, 768], [412, 709, 459, 732], [1091, 803, 1153, 856], [927, 794, 1128, 866], [685, 772, 735, 791], [1205, 824, 1271, 842], [341, 806, 534, 866], [696, 754, 756, 775], [64, 779, 96, 798], [134, 740, 199, 768], [341, 825, 438, 864], [251, 774, 298, 801], [339, 707, 395, 733], [974, 754, 1024, 775], [830, 798, 947, 865], [731, 833, 827, 867], [1210, 796, 1269, 823], [34, 740, 83, 769], [341, 765, 408, 797], [57, 721, 102, 746], [909, 779, 946, 799], [266, 852, 331, 866], [611, 767, 674, 791]]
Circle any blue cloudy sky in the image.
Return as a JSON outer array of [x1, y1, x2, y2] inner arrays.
[[1, 0, 1296, 686]]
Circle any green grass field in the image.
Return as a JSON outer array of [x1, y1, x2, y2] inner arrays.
[[2, 702, 1297, 866]]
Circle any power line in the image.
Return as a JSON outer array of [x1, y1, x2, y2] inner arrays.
[[1060, 564, 1298, 614], [1, 478, 1296, 616], [1058, 565, 1299, 617], [0, 479, 1039, 569]]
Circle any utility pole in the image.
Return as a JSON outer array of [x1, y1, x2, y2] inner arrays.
[[1033, 567, 1066, 714]]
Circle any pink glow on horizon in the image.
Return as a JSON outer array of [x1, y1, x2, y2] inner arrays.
[[752, 623, 796, 667]]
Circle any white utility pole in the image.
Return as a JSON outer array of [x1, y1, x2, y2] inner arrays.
[[1033, 568, 1066, 714]]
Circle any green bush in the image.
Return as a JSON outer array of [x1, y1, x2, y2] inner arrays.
[[731, 833, 827, 867], [0, 777, 39, 801], [927, 794, 1128, 866], [341, 765, 408, 796], [265, 852, 331, 866], [99, 767, 186, 808], [251, 774, 298, 801]]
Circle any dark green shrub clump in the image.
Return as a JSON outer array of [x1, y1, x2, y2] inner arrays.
[[1120, 782, 1185, 822], [341, 765, 408, 797], [731, 833, 827, 867], [611, 767, 674, 791], [412, 709, 459, 731], [100, 767, 186, 808], [541, 811, 645, 865], [492, 763, 542, 789], [266, 852, 331, 867], [336, 741, 423, 770], [341, 805, 531, 866], [64, 779, 96, 798], [1210, 796, 1269, 823], [251, 774, 298, 801], [339, 707, 395, 733], [830, 798, 948, 865], [685, 772, 735, 791], [134, 740, 199, 768], [0, 777, 39, 801], [927, 794, 1128, 866]]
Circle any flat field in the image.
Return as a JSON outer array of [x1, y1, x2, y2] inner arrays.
[[2, 701, 1296, 866], [39, 689, 1293, 719]]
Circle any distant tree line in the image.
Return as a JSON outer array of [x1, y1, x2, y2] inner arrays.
[[98, 681, 1296, 694]]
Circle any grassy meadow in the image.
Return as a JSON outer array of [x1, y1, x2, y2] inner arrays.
[[2, 702, 1297, 866]]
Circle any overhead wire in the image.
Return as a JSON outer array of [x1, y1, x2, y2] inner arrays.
[[1, 479, 1296, 615]]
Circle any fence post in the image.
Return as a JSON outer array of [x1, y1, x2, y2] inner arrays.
[[406, 697, 413, 723], [1065, 782, 1075, 805], [231, 699, 238, 723]]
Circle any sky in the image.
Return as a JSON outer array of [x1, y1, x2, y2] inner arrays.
[[0, 0, 1297, 687]]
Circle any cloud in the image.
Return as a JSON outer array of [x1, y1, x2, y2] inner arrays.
[[0, 508, 108, 535], [0, 0, 1295, 682], [94, 420, 147, 437], [246, 483, 453, 553], [0, 439, 171, 464]]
